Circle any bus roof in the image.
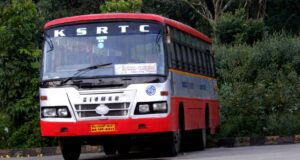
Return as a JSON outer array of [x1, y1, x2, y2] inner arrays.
[[44, 13, 212, 44]]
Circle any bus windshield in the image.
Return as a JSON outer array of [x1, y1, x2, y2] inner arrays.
[[42, 21, 165, 81]]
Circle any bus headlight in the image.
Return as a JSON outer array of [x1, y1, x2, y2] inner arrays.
[[41, 106, 71, 118], [43, 108, 57, 117], [138, 104, 150, 113], [153, 102, 167, 112], [135, 101, 168, 115], [57, 108, 69, 117]]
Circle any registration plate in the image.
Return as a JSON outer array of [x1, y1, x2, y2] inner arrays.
[[90, 124, 116, 133]]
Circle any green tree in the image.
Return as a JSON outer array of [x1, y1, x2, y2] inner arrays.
[[265, 0, 300, 34], [37, 0, 104, 22], [0, 0, 47, 148], [100, 0, 142, 13], [142, 0, 212, 35], [214, 8, 265, 44]]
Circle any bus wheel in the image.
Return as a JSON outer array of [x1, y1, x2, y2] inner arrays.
[[166, 120, 181, 156], [60, 138, 81, 160], [117, 145, 130, 155], [117, 141, 131, 155], [197, 129, 206, 150], [103, 144, 117, 155]]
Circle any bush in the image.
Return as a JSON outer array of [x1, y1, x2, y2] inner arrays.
[[6, 116, 57, 149], [265, 113, 300, 136], [0, 113, 11, 149], [216, 34, 300, 137]]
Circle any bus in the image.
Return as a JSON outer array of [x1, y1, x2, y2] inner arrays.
[[40, 13, 220, 159]]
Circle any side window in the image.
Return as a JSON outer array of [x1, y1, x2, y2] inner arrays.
[[210, 54, 216, 77], [169, 41, 176, 68], [193, 49, 200, 73], [175, 43, 183, 69], [199, 51, 205, 75], [181, 45, 188, 71], [187, 47, 193, 72], [205, 50, 212, 76], [168, 28, 213, 76]]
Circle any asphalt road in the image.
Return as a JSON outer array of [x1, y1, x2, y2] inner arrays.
[[7, 143, 300, 160]]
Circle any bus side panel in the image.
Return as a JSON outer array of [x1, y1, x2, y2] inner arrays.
[[170, 70, 219, 132], [184, 98, 205, 130], [171, 97, 218, 131], [208, 100, 220, 134], [170, 97, 180, 132]]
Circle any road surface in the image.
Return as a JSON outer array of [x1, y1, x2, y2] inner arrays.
[[7, 143, 300, 160]]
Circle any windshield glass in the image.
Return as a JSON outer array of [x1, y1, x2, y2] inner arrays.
[[42, 21, 165, 81]]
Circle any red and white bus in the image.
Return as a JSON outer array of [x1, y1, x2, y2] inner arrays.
[[40, 13, 220, 159]]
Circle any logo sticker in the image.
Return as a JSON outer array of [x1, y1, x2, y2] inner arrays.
[[95, 104, 109, 115], [146, 85, 156, 96]]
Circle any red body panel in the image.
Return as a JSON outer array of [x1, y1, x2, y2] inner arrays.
[[41, 116, 174, 137], [44, 13, 211, 44], [171, 97, 220, 133], [40, 97, 219, 137]]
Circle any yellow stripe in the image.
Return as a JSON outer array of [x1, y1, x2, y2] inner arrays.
[[169, 69, 216, 80]]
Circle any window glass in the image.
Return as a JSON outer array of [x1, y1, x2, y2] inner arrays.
[[42, 22, 165, 80], [175, 43, 182, 69]]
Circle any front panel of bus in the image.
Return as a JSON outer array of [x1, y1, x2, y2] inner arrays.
[[39, 21, 173, 136]]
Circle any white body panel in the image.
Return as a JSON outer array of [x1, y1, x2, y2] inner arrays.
[[40, 76, 171, 122], [170, 71, 218, 99]]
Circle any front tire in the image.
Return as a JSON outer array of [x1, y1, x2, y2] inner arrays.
[[117, 141, 131, 155], [165, 120, 182, 156], [103, 144, 117, 155], [60, 138, 81, 160]]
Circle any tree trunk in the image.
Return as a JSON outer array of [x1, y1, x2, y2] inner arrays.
[[257, 0, 266, 19]]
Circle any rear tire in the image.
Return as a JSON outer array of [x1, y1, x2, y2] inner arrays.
[[60, 138, 81, 160]]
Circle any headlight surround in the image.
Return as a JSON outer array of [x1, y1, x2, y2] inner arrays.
[[41, 106, 71, 118], [135, 101, 168, 115]]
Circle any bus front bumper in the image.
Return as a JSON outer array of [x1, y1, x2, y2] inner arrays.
[[40, 116, 175, 137]]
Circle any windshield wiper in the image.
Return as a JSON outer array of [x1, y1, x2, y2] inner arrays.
[[77, 63, 113, 72], [60, 63, 113, 86]]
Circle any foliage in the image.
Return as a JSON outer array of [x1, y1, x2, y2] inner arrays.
[[216, 34, 300, 137], [0, 0, 40, 124], [6, 115, 57, 148], [100, 0, 142, 13], [215, 9, 265, 44], [0, 113, 11, 148], [0, 0, 47, 148], [142, 0, 212, 36], [265, 113, 300, 136], [37, 0, 104, 22], [265, 0, 300, 34]]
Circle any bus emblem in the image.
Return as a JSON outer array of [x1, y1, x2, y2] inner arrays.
[[95, 104, 109, 115], [146, 85, 156, 96]]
